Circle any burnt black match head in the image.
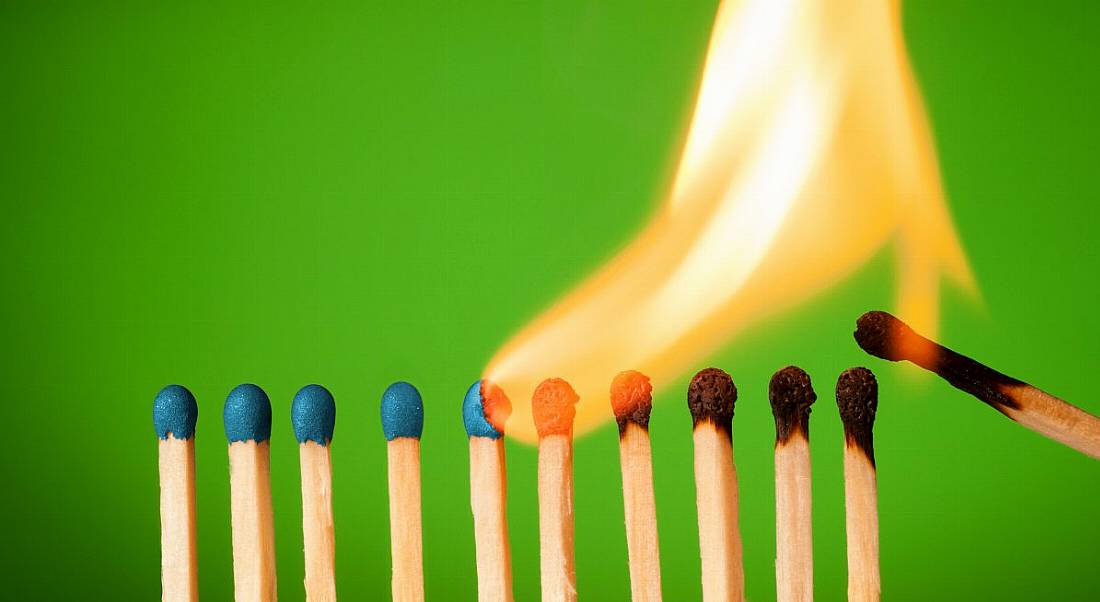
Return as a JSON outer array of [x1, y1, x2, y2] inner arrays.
[[769, 366, 815, 443], [854, 310, 913, 361], [836, 367, 878, 463], [688, 367, 737, 433]]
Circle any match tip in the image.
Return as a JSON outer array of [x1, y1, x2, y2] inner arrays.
[[835, 367, 878, 430], [769, 366, 815, 440], [381, 381, 424, 441], [532, 377, 578, 438], [223, 383, 272, 443], [463, 379, 511, 439], [610, 370, 653, 433], [291, 384, 336, 446], [688, 367, 737, 429], [153, 384, 198, 440], [854, 310, 912, 361]]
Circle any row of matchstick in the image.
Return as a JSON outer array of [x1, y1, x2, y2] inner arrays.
[[154, 311, 1100, 602]]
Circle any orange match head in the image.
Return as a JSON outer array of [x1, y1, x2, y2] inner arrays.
[[481, 380, 513, 434], [532, 377, 579, 438], [610, 370, 653, 433]]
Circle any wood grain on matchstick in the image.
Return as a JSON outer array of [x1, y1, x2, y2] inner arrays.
[[229, 441, 278, 602], [158, 437, 198, 602]]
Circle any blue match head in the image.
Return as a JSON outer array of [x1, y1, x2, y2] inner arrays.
[[292, 384, 336, 445], [463, 380, 502, 439], [380, 381, 424, 441], [153, 385, 198, 440], [223, 384, 272, 443]]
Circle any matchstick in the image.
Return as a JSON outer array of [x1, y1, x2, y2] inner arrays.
[[609, 370, 662, 602], [836, 368, 880, 602], [224, 383, 278, 602], [533, 378, 579, 602], [855, 310, 1100, 459], [462, 379, 515, 602], [688, 368, 744, 602], [292, 385, 337, 602], [769, 367, 816, 602], [380, 381, 426, 602], [154, 385, 199, 602]]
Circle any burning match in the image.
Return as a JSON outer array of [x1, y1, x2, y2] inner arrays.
[[769, 367, 815, 602], [610, 370, 663, 602], [855, 310, 1100, 459]]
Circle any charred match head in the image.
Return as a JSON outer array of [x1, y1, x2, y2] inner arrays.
[[291, 384, 336, 446], [153, 384, 198, 441], [610, 370, 653, 435], [223, 383, 272, 443], [688, 367, 737, 435], [532, 378, 579, 438], [380, 381, 424, 441], [463, 379, 512, 439], [769, 366, 815, 444], [854, 310, 1022, 413], [836, 367, 878, 464]]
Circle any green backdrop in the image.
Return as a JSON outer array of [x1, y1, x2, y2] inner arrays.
[[2, 0, 1098, 599]]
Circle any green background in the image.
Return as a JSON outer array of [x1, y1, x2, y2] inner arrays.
[[3, 0, 1098, 599]]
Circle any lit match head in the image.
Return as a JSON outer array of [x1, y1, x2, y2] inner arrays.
[[769, 366, 815, 443], [292, 384, 336, 446], [854, 310, 915, 361], [381, 381, 424, 441], [153, 384, 198, 440], [836, 367, 878, 462], [532, 378, 579, 438], [610, 370, 653, 435], [223, 383, 272, 443], [688, 367, 737, 434], [463, 379, 512, 439]]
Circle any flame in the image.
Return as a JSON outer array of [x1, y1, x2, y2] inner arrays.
[[486, 0, 974, 444]]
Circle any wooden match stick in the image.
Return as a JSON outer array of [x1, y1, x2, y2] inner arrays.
[[836, 368, 880, 602], [533, 378, 580, 602], [380, 381, 426, 602], [688, 368, 744, 602], [855, 310, 1100, 459], [610, 370, 663, 602], [462, 380, 515, 602], [154, 385, 199, 602], [224, 383, 278, 602], [292, 385, 338, 602], [769, 367, 815, 602]]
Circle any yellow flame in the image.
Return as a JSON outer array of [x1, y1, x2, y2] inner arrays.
[[486, 0, 974, 444]]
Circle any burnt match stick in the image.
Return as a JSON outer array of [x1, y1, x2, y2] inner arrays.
[[769, 367, 815, 602], [533, 378, 580, 602], [610, 371, 663, 602], [381, 382, 426, 602], [462, 379, 515, 602], [153, 385, 199, 602], [836, 368, 880, 602], [292, 385, 337, 602], [855, 310, 1100, 459], [688, 368, 744, 602], [224, 384, 278, 602]]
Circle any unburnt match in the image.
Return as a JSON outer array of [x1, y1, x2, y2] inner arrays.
[[855, 310, 1100, 459], [463, 380, 515, 602], [610, 370, 662, 602], [769, 367, 815, 602], [688, 368, 744, 602], [153, 385, 199, 602], [292, 385, 337, 602], [224, 384, 278, 602], [381, 382, 426, 602], [836, 368, 880, 602], [533, 378, 579, 602]]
